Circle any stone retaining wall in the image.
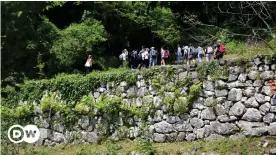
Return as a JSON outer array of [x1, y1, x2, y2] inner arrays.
[[31, 56, 276, 146]]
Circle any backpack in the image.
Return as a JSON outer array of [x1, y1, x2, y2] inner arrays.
[[219, 44, 226, 53], [151, 50, 157, 57], [163, 50, 168, 58], [119, 54, 123, 60]]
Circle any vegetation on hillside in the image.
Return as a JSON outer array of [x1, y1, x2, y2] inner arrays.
[[2, 1, 276, 86]]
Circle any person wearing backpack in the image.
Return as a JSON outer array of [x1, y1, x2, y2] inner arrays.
[[197, 46, 205, 64], [149, 47, 158, 67], [84, 55, 93, 74], [214, 40, 226, 62], [187, 44, 196, 65]]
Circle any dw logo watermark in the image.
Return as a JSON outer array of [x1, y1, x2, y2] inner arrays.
[[8, 125, 40, 143]]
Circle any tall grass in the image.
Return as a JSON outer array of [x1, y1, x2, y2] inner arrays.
[[225, 40, 275, 59]]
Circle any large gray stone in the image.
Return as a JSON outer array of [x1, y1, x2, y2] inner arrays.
[[193, 97, 205, 110], [236, 121, 266, 136], [137, 87, 149, 97], [128, 127, 140, 138], [190, 118, 204, 129], [153, 96, 162, 108], [153, 133, 166, 142], [268, 122, 276, 135], [166, 133, 177, 142], [228, 74, 238, 82], [229, 102, 245, 116], [190, 109, 199, 117], [203, 81, 215, 91], [201, 108, 216, 120], [154, 121, 173, 133], [127, 87, 137, 97], [52, 132, 65, 143], [228, 88, 243, 101], [248, 71, 260, 80], [176, 132, 186, 141], [210, 121, 235, 135], [217, 115, 237, 122], [228, 81, 245, 89], [270, 106, 276, 112], [166, 116, 180, 124], [186, 133, 196, 141], [263, 113, 275, 124], [255, 93, 266, 104], [244, 97, 259, 108], [238, 74, 247, 82], [243, 87, 256, 97], [242, 108, 262, 122], [223, 101, 233, 114], [215, 89, 228, 97], [39, 128, 53, 139], [259, 102, 271, 115], [253, 80, 263, 87], [215, 104, 226, 116], [260, 71, 274, 80], [81, 131, 98, 143], [229, 66, 242, 74], [201, 91, 215, 98], [173, 121, 193, 132], [253, 57, 262, 66], [196, 128, 205, 139], [215, 80, 228, 89], [53, 123, 64, 133]]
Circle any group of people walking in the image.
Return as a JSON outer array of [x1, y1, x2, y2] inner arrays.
[[119, 40, 226, 69], [84, 40, 226, 74], [176, 40, 226, 65], [119, 46, 170, 69]]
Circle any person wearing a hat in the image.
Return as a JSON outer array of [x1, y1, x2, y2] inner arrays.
[[84, 55, 93, 74], [149, 47, 157, 67]]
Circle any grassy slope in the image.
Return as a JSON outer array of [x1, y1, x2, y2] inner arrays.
[[13, 137, 276, 155]]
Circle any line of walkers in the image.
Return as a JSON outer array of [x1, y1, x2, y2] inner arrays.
[[119, 40, 226, 69], [176, 40, 226, 65], [119, 46, 170, 69]]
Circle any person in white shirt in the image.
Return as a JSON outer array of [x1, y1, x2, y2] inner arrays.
[[176, 45, 182, 64], [206, 46, 214, 62]]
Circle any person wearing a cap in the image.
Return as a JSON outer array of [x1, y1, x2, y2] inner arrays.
[[84, 55, 93, 74], [149, 47, 157, 67]]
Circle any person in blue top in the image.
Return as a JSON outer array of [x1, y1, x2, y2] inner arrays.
[[149, 47, 158, 67]]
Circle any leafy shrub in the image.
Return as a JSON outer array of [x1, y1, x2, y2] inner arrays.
[[2, 68, 138, 105]]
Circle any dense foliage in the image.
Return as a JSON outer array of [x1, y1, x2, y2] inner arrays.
[[2, 1, 276, 85]]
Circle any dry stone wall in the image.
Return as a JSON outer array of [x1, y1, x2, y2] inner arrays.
[[31, 56, 276, 146]]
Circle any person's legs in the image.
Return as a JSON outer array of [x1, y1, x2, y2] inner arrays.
[[198, 54, 202, 64], [154, 57, 157, 66], [86, 67, 90, 74], [206, 54, 209, 62], [149, 57, 152, 67]]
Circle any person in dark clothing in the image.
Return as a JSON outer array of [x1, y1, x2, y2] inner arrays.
[[129, 49, 138, 69]]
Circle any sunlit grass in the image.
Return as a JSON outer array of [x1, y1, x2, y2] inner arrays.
[[6, 137, 276, 155]]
